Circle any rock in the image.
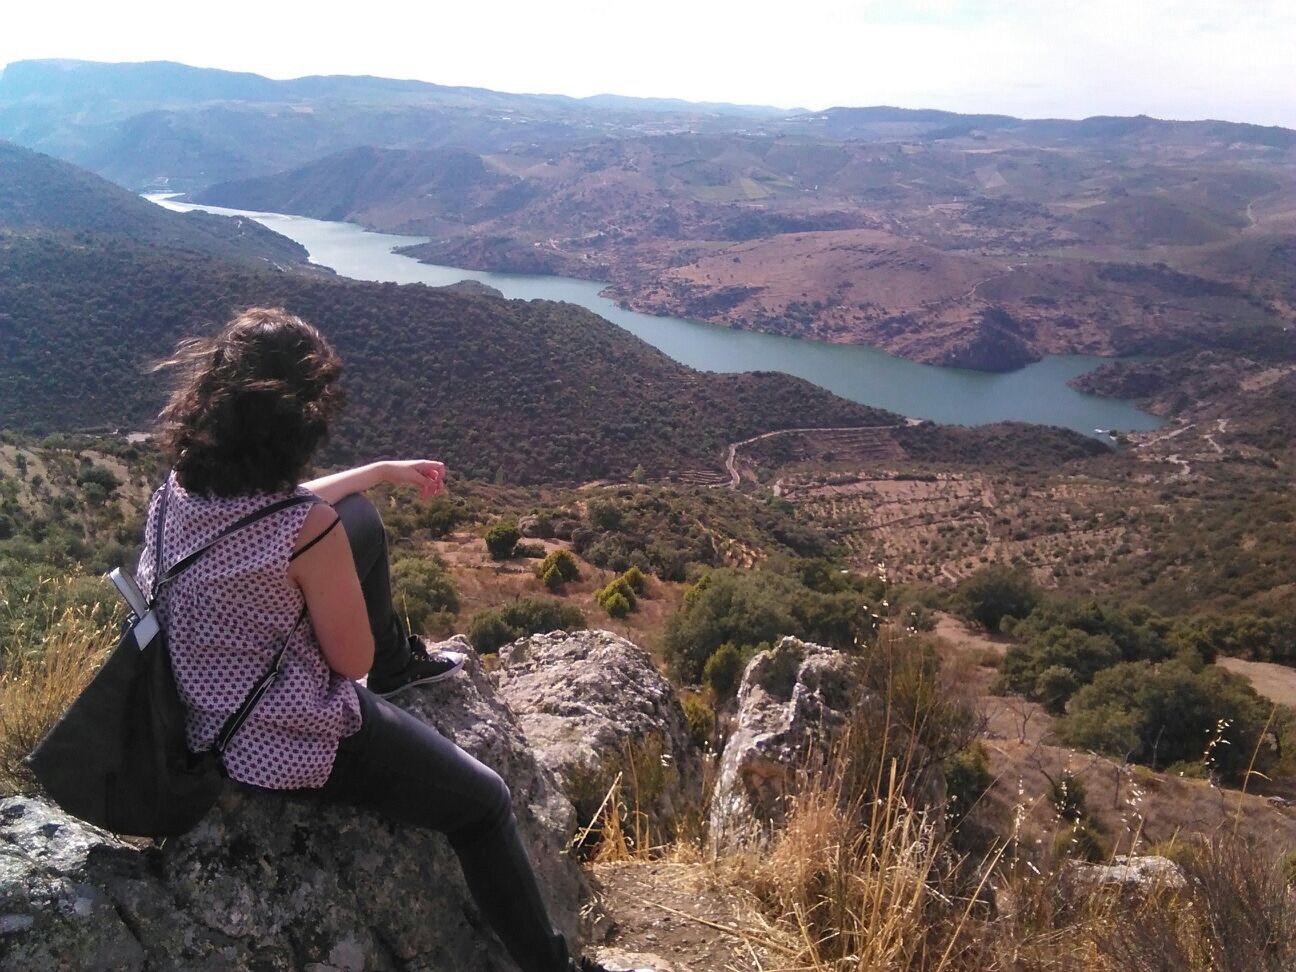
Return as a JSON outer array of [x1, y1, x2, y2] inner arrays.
[[707, 637, 946, 852], [497, 631, 702, 841], [708, 637, 872, 851], [1066, 854, 1187, 897], [0, 640, 586, 971], [593, 949, 680, 971]]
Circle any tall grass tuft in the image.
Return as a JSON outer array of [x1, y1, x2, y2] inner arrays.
[[0, 586, 117, 795]]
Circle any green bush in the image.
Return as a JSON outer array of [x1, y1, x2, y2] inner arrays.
[[1052, 820, 1104, 862], [595, 575, 637, 613], [622, 565, 648, 595], [514, 541, 546, 559], [76, 464, 121, 495], [663, 568, 868, 683], [391, 555, 460, 636], [944, 742, 993, 828], [1057, 660, 1275, 784], [468, 598, 587, 653], [540, 565, 563, 590], [535, 548, 581, 584], [956, 566, 1038, 633], [702, 642, 749, 699], [484, 519, 521, 560], [602, 591, 631, 619], [1048, 771, 1087, 823], [680, 692, 715, 749]]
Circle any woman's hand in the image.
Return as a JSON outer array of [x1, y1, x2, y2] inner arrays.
[[383, 460, 446, 500], [302, 460, 446, 504]]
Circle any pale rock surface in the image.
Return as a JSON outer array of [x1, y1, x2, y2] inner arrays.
[[496, 630, 702, 836], [708, 637, 872, 850], [0, 640, 587, 971], [1067, 854, 1188, 895], [707, 636, 948, 851]]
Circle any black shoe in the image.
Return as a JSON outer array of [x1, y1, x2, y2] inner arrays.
[[573, 958, 657, 972], [367, 637, 466, 698]]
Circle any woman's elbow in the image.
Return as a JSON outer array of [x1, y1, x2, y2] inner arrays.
[[321, 629, 374, 681]]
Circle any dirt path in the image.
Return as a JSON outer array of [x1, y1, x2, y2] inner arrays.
[[590, 862, 784, 971], [721, 424, 903, 487]]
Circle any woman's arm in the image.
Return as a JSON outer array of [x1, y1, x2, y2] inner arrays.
[[302, 460, 446, 505], [287, 504, 374, 679]]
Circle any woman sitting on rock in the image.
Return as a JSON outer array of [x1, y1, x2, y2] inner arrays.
[[137, 306, 617, 972]]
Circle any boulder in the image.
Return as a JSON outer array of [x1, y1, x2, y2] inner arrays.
[[496, 631, 702, 841], [0, 639, 586, 971], [708, 637, 871, 851]]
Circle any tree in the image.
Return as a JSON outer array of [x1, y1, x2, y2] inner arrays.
[[1057, 661, 1275, 784], [484, 519, 521, 560], [957, 566, 1038, 633]]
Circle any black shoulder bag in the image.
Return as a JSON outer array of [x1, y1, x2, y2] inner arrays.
[[25, 481, 316, 839]]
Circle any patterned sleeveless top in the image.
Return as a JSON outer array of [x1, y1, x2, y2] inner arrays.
[[136, 471, 362, 790]]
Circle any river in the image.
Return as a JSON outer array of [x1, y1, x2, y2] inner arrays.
[[150, 195, 1161, 438]]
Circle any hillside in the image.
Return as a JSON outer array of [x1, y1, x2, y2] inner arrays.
[[0, 233, 892, 484], [0, 140, 311, 268]]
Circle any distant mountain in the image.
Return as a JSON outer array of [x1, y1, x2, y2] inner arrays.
[[0, 60, 788, 190], [9, 58, 1292, 195], [778, 106, 1296, 148], [0, 139, 310, 267]]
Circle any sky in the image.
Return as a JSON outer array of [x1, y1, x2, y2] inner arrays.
[[3, 0, 1294, 127]]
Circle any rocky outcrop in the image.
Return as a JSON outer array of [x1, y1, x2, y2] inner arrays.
[[708, 637, 872, 851], [497, 631, 701, 840], [0, 639, 586, 971], [708, 637, 947, 852]]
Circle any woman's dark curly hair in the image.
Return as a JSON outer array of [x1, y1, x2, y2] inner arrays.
[[153, 308, 343, 497]]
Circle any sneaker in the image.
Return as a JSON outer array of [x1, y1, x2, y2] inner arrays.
[[367, 637, 466, 698], [573, 958, 658, 972]]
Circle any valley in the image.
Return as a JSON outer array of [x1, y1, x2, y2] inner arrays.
[[2, 57, 1295, 972]]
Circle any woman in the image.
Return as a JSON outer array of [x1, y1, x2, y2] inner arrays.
[[137, 307, 621, 972]]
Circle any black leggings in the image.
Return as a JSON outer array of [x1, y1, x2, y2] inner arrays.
[[306, 493, 572, 972]]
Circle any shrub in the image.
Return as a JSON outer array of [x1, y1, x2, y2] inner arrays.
[[663, 568, 867, 683], [702, 642, 749, 699], [595, 575, 637, 614], [514, 541, 546, 559], [1048, 771, 1087, 823], [540, 565, 563, 590], [680, 692, 715, 749], [1057, 660, 1275, 784], [602, 591, 631, 619], [586, 498, 623, 531], [535, 549, 581, 584], [468, 598, 587, 653], [391, 555, 459, 636], [76, 464, 121, 495], [956, 566, 1038, 632], [484, 519, 521, 560], [622, 565, 648, 595], [1052, 819, 1104, 862], [944, 741, 993, 829]]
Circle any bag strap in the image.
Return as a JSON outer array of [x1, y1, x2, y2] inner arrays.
[[146, 473, 321, 754], [211, 603, 308, 754], [150, 488, 317, 601]]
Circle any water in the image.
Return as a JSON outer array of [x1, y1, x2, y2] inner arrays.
[[152, 195, 1162, 437]]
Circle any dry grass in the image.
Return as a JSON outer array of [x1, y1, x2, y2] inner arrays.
[[704, 735, 1296, 971], [0, 587, 117, 795]]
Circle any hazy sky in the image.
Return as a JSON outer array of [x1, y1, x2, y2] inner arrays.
[[4, 0, 1294, 127]]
